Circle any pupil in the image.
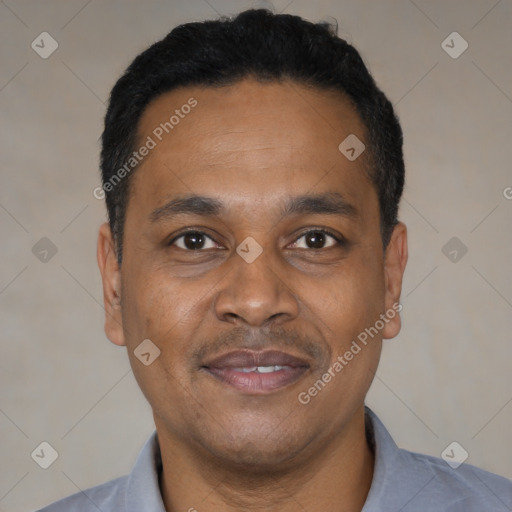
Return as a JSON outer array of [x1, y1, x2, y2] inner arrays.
[[306, 231, 325, 249], [185, 232, 204, 250]]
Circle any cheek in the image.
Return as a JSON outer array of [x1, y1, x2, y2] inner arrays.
[[120, 273, 202, 420], [327, 255, 385, 332], [121, 268, 214, 393], [122, 269, 194, 340], [305, 265, 384, 405]]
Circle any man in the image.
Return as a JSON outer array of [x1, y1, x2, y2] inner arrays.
[[37, 8, 512, 512]]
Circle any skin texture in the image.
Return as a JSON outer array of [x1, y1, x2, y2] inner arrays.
[[97, 78, 408, 511]]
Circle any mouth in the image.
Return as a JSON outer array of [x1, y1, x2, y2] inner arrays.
[[201, 349, 310, 394]]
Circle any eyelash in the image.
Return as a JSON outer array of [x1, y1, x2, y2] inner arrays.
[[167, 228, 346, 251]]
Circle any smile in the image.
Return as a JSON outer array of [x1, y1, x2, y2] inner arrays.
[[233, 365, 288, 373], [202, 350, 310, 394]]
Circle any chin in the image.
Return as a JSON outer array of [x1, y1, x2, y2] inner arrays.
[[211, 443, 300, 473], [196, 422, 311, 473]]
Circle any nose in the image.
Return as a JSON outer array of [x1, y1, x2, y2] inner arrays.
[[213, 242, 300, 327]]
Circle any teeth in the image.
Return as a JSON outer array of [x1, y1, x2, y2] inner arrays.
[[233, 365, 286, 373], [257, 365, 281, 373]]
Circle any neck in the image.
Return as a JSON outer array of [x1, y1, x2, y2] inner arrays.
[[156, 405, 375, 512]]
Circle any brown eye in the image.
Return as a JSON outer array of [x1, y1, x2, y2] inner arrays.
[[291, 230, 341, 250], [170, 231, 218, 251]]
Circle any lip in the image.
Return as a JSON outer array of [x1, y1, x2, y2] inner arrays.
[[202, 349, 310, 394]]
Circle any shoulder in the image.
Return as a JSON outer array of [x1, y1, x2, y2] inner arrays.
[[404, 448, 512, 511], [364, 407, 512, 511], [34, 430, 163, 512], [34, 475, 128, 512]]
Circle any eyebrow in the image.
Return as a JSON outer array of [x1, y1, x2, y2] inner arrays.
[[149, 192, 358, 223]]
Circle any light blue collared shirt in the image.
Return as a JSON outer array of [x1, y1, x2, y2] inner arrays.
[[36, 406, 512, 511]]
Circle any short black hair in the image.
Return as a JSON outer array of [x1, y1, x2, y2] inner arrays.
[[100, 8, 405, 264]]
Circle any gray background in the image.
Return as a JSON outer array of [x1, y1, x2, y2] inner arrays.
[[1, 0, 511, 510]]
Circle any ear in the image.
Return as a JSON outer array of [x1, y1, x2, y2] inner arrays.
[[97, 222, 126, 346], [381, 222, 408, 340]]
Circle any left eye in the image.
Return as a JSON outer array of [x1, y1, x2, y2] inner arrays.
[[290, 230, 340, 250]]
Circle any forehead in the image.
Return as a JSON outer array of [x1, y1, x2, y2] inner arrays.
[[129, 78, 375, 219], [137, 78, 367, 160]]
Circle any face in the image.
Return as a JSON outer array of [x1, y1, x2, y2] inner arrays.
[[98, 78, 407, 470]]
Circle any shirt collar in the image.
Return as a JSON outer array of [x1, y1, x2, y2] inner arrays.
[[125, 429, 166, 512], [362, 405, 435, 511], [124, 406, 434, 511]]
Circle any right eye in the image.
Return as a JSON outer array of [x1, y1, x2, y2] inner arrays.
[[168, 230, 220, 251]]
